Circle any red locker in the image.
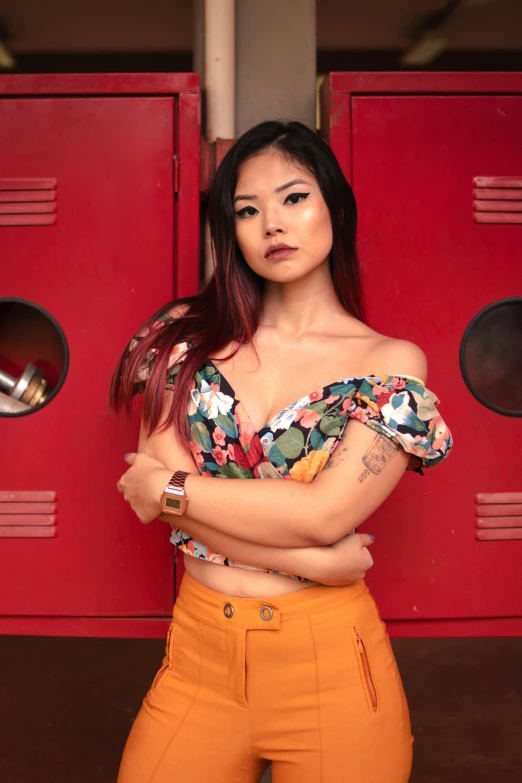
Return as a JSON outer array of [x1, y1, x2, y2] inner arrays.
[[321, 73, 522, 637], [0, 75, 200, 638]]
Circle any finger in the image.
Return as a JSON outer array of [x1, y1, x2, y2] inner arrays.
[[116, 480, 123, 493], [358, 534, 375, 548], [358, 549, 374, 573], [124, 452, 137, 465]]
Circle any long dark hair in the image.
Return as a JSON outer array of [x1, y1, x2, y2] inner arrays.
[[110, 120, 366, 451]]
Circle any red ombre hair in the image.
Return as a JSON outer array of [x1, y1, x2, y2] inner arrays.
[[110, 120, 366, 452]]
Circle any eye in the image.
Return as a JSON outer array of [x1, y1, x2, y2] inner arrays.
[[285, 192, 309, 205], [235, 205, 258, 219]]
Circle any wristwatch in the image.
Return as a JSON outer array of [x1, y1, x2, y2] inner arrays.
[[160, 470, 190, 516]]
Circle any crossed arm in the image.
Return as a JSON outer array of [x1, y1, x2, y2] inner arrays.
[[130, 407, 402, 582], [130, 398, 411, 549], [118, 333, 428, 581]]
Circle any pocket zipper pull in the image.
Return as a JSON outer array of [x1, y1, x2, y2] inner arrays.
[[355, 627, 378, 712]]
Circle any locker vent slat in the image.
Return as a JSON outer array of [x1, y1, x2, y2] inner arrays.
[[473, 177, 522, 224], [0, 491, 57, 538], [0, 178, 57, 226], [0, 190, 56, 204], [475, 492, 522, 541]]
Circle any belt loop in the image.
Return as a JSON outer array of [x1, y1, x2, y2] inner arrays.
[[225, 627, 248, 708]]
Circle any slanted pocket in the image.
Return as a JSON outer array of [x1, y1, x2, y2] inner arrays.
[[351, 626, 378, 715], [151, 620, 176, 691]]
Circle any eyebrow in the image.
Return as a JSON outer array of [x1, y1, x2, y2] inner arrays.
[[233, 178, 311, 205]]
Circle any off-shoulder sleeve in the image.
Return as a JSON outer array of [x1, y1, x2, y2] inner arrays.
[[346, 375, 453, 474], [126, 314, 191, 395]]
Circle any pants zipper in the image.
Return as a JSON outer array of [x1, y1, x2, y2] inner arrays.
[[165, 621, 174, 661], [355, 627, 378, 713]]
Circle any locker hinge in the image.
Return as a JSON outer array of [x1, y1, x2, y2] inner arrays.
[[173, 157, 180, 193]]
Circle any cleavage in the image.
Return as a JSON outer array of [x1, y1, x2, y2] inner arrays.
[[209, 356, 330, 432]]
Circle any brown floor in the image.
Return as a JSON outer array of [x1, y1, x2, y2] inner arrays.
[[1, 636, 521, 782]]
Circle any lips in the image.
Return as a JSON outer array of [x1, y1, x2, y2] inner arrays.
[[265, 243, 298, 259]]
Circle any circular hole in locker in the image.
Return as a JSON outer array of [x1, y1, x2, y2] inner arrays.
[[0, 298, 69, 417], [460, 298, 522, 417]]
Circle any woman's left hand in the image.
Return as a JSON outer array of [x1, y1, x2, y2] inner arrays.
[[117, 453, 172, 524]]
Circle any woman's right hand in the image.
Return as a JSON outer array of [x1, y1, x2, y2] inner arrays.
[[319, 531, 375, 586]]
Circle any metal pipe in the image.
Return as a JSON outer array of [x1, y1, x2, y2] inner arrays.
[[204, 0, 235, 141], [0, 367, 16, 392], [203, 0, 236, 281], [0, 390, 29, 414]]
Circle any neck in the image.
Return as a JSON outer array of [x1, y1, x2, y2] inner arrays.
[[259, 259, 348, 337]]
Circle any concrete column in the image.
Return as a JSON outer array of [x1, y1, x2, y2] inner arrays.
[[235, 0, 316, 133], [194, 0, 316, 134]]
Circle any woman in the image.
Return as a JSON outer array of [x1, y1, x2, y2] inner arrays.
[[112, 120, 453, 783]]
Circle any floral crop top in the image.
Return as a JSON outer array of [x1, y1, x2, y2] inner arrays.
[[128, 313, 453, 582]]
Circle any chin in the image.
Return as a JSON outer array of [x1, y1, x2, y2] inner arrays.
[[258, 267, 307, 284], [252, 259, 321, 283]]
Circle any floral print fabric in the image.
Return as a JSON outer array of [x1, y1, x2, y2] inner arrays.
[[128, 314, 453, 581]]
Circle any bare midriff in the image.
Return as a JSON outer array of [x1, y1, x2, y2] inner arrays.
[[183, 553, 321, 599]]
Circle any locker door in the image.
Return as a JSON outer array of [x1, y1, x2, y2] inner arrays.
[[1, 97, 176, 616], [350, 96, 522, 620]]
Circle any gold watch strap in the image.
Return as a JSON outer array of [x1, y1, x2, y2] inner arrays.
[[167, 470, 189, 490]]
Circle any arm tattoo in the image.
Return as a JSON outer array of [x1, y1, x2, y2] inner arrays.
[[324, 434, 400, 483], [324, 444, 349, 471], [357, 434, 400, 483]]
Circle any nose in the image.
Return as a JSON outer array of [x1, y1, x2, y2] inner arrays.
[[264, 206, 287, 237]]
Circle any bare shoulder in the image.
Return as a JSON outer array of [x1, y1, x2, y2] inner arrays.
[[371, 335, 428, 384], [336, 317, 428, 383]]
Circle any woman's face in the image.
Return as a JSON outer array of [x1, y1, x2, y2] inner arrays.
[[233, 150, 333, 283]]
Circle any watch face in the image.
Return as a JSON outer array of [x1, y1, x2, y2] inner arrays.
[[161, 489, 187, 516]]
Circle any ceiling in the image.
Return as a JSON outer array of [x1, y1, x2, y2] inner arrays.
[[1, 0, 521, 54], [318, 0, 522, 51]]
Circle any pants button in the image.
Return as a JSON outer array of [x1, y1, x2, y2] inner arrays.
[[260, 605, 273, 621], [223, 603, 234, 618]]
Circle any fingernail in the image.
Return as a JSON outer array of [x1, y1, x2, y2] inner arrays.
[[124, 453, 130, 458], [369, 535, 375, 541]]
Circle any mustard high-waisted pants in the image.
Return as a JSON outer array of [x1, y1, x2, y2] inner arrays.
[[117, 571, 413, 783]]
